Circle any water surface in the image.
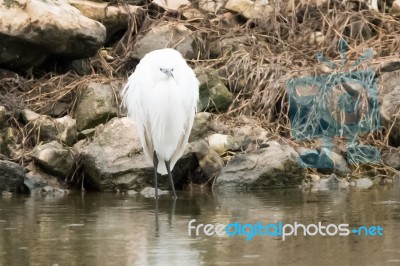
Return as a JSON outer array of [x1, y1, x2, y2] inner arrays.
[[1, 186, 400, 266]]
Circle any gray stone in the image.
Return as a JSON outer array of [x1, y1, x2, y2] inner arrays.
[[198, 0, 224, 12], [225, 0, 273, 19], [81, 117, 153, 191], [31, 141, 74, 177], [381, 85, 400, 145], [24, 171, 49, 191], [68, 0, 145, 42], [207, 133, 245, 154], [330, 150, 351, 176], [189, 112, 212, 142], [153, 0, 190, 10], [75, 82, 118, 131], [381, 148, 400, 170], [56, 115, 77, 146], [140, 187, 168, 198], [2, 127, 21, 159], [215, 141, 306, 189], [21, 109, 40, 123], [0, 106, 7, 128], [0, 0, 106, 71], [310, 174, 348, 191], [132, 24, 196, 60], [193, 140, 224, 179], [77, 128, 96, 140], [196, 68, 233, 112], [297, 147, 351, 176], [21, 109, 77, 146], [0, 160, 25, 192], [351, 178, 374, 189]]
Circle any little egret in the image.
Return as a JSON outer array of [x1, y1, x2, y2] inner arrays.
[[121, 48, 199, 199]]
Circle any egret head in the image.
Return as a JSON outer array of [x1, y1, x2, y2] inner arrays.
[[142, 48, 186, 81]]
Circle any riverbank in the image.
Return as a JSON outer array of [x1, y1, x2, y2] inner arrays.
[[1, 0, 400, 195]]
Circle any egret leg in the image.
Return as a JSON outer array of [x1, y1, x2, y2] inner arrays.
[[165, 160, 177, 199], [153, 151, 159, 199]]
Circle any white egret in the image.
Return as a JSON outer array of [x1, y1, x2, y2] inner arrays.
[[121, 48, 199, 199]]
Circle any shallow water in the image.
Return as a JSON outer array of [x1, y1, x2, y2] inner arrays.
[[1, 186, 400, 266]]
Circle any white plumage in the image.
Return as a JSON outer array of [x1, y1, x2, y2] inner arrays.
[[121, 48, 199, 197]]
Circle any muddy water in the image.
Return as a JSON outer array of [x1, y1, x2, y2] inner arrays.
[[0, 186, 400, 266]]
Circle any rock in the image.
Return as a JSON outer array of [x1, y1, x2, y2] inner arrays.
[[296, 147, 319, 166], [309, 31, 325, 45], [182, 8, 206, 20], [208, 134, 229, 155], [55, 116, 77, 146], [193, 140, 224, 179], [189, 112, 212, 142], [308, 174, 320, 182], [311, 174, 348, 191], [77, 128, 96, 140], [39, 186, 68, 196], [225, 0, 273, 19], [215, 141, 306, 189], [71, 59, 92, 76], [68, 0, 145, 41], [330, 150, 352, 176], [153, 0, 190, 10], [75, 82, 118, 131], [22, 109, 77, 146], [230, 123, 269, 151], [21, 109, 40, 122], [0, 106, 7, 128], [140, 187, 168, 198], [390, 0, 400, 15], [2, 127, 21, 159], [210, 36, 247, 57], [81, 117, 153, 191], [24, 171, 49, 191], [296, 147, 351, 176], [208, 133, 244, 154], [31, 141, 74, 177], [380, 85, 400, 146], [132, 24, 196, 60], [24, 162, 62, 194], [381, 147, 400, 170], [199, 0, 224, 12], [0, 160, 25, 192], [127, 190, 137, 195], [0, 0, 106, 71], [351, 178, 373, 189], [196, 68, 233, 112]]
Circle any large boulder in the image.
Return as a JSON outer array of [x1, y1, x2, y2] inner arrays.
[[132, 23, 197, 60], [67, 0, 145, 41], [0, 160, 25, 192], [215, 141, 306, 189], [81, 117, 153, 191], [75, 82, 118, 131], [0, 0, 106, 70]]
